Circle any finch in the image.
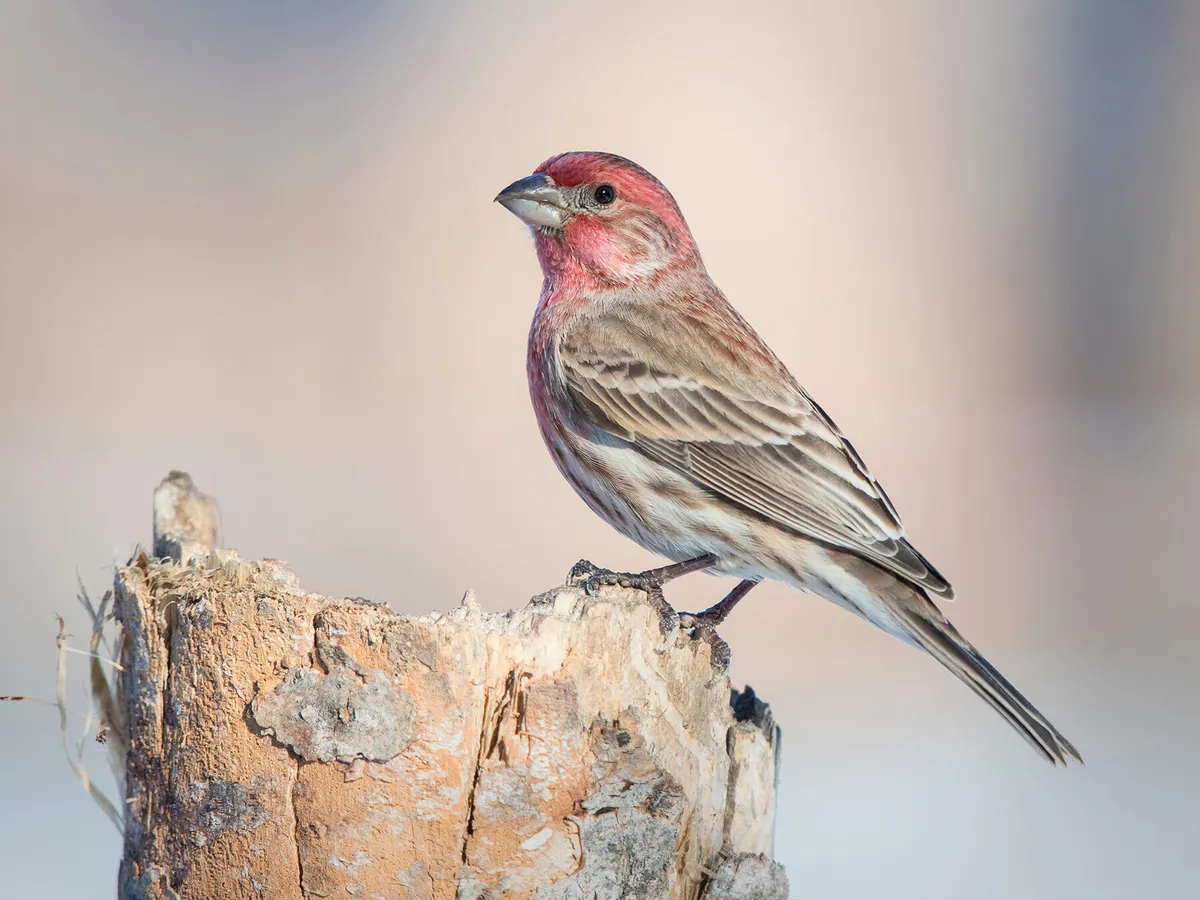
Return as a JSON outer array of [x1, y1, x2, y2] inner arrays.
[[496, 151, 1081, 765]]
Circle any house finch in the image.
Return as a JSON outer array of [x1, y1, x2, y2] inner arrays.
[[496, 151, 1081, 765]]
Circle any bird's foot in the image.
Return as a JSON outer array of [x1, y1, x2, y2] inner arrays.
[[567, 553, 718, 596], [675, 579, 757, 675], [566, 559, 665, 597], [567, 559, 679, 637], [679, 608, 725, 628], [679, 579, 758, 628], [677, 612, 732, 675]]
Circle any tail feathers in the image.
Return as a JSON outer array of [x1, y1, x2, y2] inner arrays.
[[890, 594, 1083, 766]]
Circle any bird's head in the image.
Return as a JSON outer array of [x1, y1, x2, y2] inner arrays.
[[496, 152, 701, 285]]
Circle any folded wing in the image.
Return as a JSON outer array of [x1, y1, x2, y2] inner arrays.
[[557, 301, 953, 599]]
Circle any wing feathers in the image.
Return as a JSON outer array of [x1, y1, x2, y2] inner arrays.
[[558, 306, 953, 598]]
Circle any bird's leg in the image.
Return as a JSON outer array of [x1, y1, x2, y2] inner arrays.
[[674, 579, 760, 674], [684, 579, 759, 626], [567, 553, 717, 596]]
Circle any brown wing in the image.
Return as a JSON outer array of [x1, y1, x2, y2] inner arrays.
[[556, 298, 953, 598]]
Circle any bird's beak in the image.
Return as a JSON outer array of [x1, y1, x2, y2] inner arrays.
[[494, 173, 569, 229]]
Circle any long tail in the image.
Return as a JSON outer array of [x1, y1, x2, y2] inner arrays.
[[889, 592, 1083, 765], [812, 550, 1083, 765]]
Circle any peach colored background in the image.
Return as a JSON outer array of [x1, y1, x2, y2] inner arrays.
[[2, 3, 1198, 897]]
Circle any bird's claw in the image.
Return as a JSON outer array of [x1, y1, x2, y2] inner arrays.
[[678, 612, 732, 674], [567, 559, 680, 638], [567, 559, 665, 597], [566, 559, 602, 589]]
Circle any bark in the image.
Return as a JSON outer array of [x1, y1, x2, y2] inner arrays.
[[113, 473, 787, 899]]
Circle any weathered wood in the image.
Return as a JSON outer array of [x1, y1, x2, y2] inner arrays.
[[113, 474, 788, 899], [152, 471, 222, 564]]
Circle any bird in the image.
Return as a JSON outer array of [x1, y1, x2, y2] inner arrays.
[[495, 151, 1081, 765]]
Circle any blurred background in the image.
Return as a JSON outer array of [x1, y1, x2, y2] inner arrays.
[[2, 1, 1198, 897]]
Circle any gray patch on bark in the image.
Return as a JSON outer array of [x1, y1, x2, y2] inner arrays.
[[531, 723, 684, 900], [457, 878, 499, 900], [251, 665, 417, 763], [700, 853, 789, 899], [473, 763, 542, 822], [384, 621, 440, 672], [174, 777, 271, 847], [121, 866, 181, 900]]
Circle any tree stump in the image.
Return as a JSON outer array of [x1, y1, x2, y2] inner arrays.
[[111, 473, 787, 899]]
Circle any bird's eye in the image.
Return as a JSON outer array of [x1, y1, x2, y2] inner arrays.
[[593, 184, 616, 206]]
